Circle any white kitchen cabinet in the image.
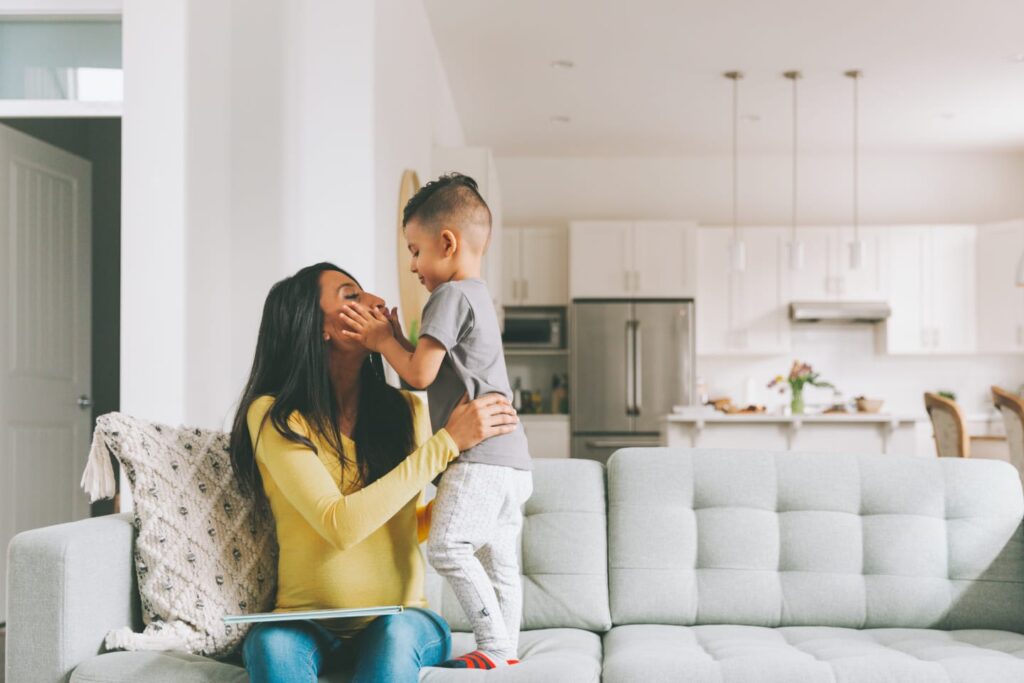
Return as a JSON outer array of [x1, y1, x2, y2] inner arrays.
[[521, 415, 570, 458], [570, 221, 631, 297], [883, 225, 976, 354], [633, 221, 697, 297], [883, 227, 925, 354], [977, 220, 1024, 353], [570, 221, 696, 299], [433, 146, 503, 314], [838, 226, 888, 301], [784, 228, 833, 301], [785, 226, 887, 302], [503, 226, 568, 306], [697, 227, 790, 355]]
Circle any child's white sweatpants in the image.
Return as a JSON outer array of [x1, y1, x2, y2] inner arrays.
[[427, 461, 533, 658]]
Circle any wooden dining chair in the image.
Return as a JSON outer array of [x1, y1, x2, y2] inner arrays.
[[924, 392, 970, 458], [992, 386, 1024, 476]]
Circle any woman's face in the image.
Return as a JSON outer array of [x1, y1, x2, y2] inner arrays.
[[319, 270, 386, 352]]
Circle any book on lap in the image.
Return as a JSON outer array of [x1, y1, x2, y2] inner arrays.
[[223, 605, 403, 625]]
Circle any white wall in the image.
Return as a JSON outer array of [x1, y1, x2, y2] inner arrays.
[[699, 327, 1023, 418], [373, 0, 465, 311], [498, 152, 1024, 226], [122, 0, 462, 429]]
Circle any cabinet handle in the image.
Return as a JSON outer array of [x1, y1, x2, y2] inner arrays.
[[522, 279, 529, 301], [1017, 325, 1023, 347], [634, 270, 641, 292], [511, 279, 518, 302], [933, 327, 940, 349]]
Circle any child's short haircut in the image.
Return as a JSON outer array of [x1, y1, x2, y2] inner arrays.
[[402, 173, 492, 245]]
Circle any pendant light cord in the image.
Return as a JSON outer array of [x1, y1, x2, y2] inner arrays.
[[731, 74, 739, 240], [848, 70, 861, 242], [793, 75, 798, 241], [786, 72, 800, 242]]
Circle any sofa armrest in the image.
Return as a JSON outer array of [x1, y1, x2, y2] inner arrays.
[[7, 513, 139, 683]]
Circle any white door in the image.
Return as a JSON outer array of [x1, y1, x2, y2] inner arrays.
[[929, 225, 976, 353], [519, 226, 568, 305], [0, 124, 92, 621], [632, 221, 697, 298], [569, 221, 632, 298], [502, 226, 522, 305]]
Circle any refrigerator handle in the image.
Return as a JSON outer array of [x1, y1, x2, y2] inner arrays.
[[633, 320, 642, 415], [678, 305, 694, 406], [625, 319, 635, 415]]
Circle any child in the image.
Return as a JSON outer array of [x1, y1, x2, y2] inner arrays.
[[339, 173, 533, 670]]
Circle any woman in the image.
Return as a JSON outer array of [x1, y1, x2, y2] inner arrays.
[[229, 262, 518, 682]]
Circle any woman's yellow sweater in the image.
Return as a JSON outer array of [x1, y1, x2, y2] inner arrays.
[[246, 391, 458, 635]]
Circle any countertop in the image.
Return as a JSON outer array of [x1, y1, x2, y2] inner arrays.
[[665, 412, 922, 424]]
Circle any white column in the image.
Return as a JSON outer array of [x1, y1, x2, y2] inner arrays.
[[121, 0, 380, 430], [282, 1, 376, 287], [120, 0, 188, 425]]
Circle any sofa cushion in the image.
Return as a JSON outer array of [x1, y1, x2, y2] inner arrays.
[[70, 629, 600, 683], [421, 629, 602, 682], [607, 449, 1024, 630], [425, 459, 611, 632], [88, 413, 278, 656], [602, 624, 1024, 683]]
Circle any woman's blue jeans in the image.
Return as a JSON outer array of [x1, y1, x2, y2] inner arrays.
[[243, 608, 452, 683]]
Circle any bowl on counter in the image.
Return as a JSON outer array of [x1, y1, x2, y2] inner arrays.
[[855, 397, 884, 413]]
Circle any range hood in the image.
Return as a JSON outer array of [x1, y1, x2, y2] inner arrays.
[[789, 301, 891, 324]]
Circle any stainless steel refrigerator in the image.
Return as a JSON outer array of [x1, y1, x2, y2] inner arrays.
[[570, 300, 696, 462]]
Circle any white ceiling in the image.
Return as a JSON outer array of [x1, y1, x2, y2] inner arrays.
[[422, 0, 1024, 156]]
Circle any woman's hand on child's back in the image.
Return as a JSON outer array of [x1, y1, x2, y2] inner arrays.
[[445, 394, 518, 452]]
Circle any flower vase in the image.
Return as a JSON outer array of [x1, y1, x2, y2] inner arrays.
[[790, 386, 805, 415]]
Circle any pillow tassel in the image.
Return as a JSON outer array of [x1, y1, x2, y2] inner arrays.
[[81, 429, 116, 502], [104, 622, 192, 653]]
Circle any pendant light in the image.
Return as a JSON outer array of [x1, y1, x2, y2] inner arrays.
[[725, 71, 746, 271], [785, 70, 804, 270], [846, 69, 865, 270]]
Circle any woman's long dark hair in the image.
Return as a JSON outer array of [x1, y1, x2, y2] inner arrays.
[[229, 262, 415, 497]]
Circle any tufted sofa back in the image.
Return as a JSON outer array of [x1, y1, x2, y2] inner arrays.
[[607, 448, 1024, 632], [425, 458, 612, 632]]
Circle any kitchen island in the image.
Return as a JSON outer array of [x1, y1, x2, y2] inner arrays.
[[663, 412, 922, 456]]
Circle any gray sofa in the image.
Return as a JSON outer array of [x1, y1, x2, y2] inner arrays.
[[8, 448, 1024, 682]]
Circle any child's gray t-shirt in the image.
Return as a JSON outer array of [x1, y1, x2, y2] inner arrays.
[[418, 279, 532, 470]]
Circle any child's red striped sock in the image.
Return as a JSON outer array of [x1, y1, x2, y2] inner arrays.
[[437, 650, 520, 669]]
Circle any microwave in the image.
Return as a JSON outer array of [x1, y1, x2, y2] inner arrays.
[[502, 308, 565, 349]]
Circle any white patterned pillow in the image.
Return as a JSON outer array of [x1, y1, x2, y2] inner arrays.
[[83, 412, 278, 657]]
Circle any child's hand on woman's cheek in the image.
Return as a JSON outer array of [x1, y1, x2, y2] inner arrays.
[[384, 306, 405, 340], [338, 303, 393, 352]]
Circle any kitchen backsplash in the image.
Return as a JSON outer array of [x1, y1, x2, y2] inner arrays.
[[699, 325, 1024, 416]]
